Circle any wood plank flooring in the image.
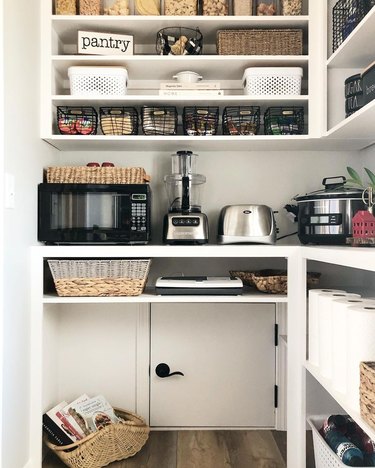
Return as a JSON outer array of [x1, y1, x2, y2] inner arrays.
[[43, 430, 287, 468]]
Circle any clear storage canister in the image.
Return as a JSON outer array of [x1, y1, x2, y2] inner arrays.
[[104, 0, 131, 15], [55, 0, 77, 15], [254, 0, 279, 15], [79, 0, 101, 15], [164, 0, 197, 15], [281, 0, 302, 15], [135, 0, 161, 14], [202, 0, 229, 15], [233, 0, 253, 15]]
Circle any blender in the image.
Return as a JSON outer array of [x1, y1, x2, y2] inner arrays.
[[163, 150, 209, 244]]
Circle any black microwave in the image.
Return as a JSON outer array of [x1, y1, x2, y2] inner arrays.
[[38, 183, 151, 244]]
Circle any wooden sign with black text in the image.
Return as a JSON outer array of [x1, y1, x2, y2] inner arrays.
[[78, 31, 134, 56]]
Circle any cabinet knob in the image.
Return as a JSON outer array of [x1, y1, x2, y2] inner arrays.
[[155, 363, 184, 378]]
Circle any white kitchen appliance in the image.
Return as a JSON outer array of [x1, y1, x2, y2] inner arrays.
[[155, 276, 243, 295]]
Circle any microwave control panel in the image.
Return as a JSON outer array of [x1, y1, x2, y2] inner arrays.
[[130, 194, 148, 232]]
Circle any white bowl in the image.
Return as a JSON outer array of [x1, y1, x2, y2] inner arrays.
[[173, 71, 203, 83]]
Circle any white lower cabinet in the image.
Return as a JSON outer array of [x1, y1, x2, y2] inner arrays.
[[150, 303, 276, 428]]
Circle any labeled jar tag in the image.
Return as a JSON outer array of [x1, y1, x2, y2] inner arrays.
[[197, 109, 209, 115], [240, 110, 252, 115], [282, 110, 294, 116], [153, 110, 166, 116]]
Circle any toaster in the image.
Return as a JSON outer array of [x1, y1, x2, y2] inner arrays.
[[217, 205, 277, 245]]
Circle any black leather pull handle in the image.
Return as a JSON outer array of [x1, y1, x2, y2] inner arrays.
[[155, 363, 184, 378]]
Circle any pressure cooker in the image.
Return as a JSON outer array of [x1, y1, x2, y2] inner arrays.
[[293, 176, 367, 245]]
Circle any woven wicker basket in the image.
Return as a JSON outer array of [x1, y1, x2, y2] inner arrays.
[[48, 259, 151, 297], [229, 269, 320, 294], [46, 166, 151, 184], [217, 29, 303, 55], [44, 408, 150, 468], [360, 361, 375, 430]]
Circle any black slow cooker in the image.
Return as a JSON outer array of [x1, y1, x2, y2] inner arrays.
[[293, 176, 366, 245]]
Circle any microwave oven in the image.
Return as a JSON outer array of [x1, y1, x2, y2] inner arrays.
[[38, 183, 151, 244]]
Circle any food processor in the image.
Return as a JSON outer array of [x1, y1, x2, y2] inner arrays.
[[163, 150, 209, 244]]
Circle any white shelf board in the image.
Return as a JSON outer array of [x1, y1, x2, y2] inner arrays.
[[327, 7, 375, 69], [43, 289, 288, 304], [52, 55, 309, 81], [52, 15, 309, 46], [305, 362, 375, 442], [325, 98, 375, 147], [302, 246, 375, 272]]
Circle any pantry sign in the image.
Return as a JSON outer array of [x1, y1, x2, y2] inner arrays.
[[78, 31, 134, 56]]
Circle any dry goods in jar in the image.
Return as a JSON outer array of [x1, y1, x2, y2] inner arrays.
[[135, 0, 161, 15], [164, 0, 197, 15], [104, 0, 131, 15], [281, 0, 301, 15], [55, 0, 76, 14], [202, 0, 229, 16], [79, 0, 101, 14], [255, 1, 278, 15], [233, 0, 253, 15]]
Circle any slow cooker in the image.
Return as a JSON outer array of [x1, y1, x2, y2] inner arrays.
[[294, 176, 367, 245]]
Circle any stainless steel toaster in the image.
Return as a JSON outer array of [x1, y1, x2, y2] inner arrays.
[[217, 205, 277, 245]]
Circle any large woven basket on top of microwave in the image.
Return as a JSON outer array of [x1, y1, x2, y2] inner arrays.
[[46, 166, 151, 184], [48, 259, 151, 297], [44, 408, 149, 468]]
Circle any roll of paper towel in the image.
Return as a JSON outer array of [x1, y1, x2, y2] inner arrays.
[[318, 292, 360, 379], [331, 297, 373, 394], [347, 302, 375, 411], [308, 289, 346, 367]]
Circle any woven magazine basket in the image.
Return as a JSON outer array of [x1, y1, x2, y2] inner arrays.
[[217, 29, 303, 55], [46, 166, 151, 184], [48, 259, 151, 297], [360, 361, 375, 430], [44, 408, 150, 468]]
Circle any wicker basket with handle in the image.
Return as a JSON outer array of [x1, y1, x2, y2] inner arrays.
[[44, 408, 150, 468], [48, 259, 151, 297], [360, 361, 375, 430], [46, 166, 151, 184], [217, 29, 303, 55]]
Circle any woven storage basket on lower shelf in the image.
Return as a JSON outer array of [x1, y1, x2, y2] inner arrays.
[[360, 361, 375, 430], [44, 408, 150, 468], [217, 29, 303, 55], [48, 259, 151, 297], [46, 166, 151, 184], [229, 269, 320, 294]]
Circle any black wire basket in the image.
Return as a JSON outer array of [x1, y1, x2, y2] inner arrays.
[[99, 107, 139, 135], [332, 0, 373, 52], [183, 106, 219, 136], [57, 107, 98, 135], [222, 106, 261, 136], [264, 107, 304, 135], [156, 27, 203, 55], [141, 106, 178, 136]]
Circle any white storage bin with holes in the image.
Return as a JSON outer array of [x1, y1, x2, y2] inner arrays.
[[68, 66, 128, 96], [242, 67, 303, 96], [307, 415, 367, 468]]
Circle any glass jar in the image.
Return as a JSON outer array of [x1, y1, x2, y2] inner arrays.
[[79, 0, 101, 15], [134, 0, 161, 15], [254, 0, 279, 15], [55, 0, 77, 15], [233, 0, 253, 15], [104, 0, 132, 15], [164, 0, 197, 15], [281, 0, 301, 15], [202, 0, 229, 16]]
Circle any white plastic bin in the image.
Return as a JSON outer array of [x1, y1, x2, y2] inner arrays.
[[68, 66, 128, 96], [308, 415, 367, 468], [242, 67, 303, 95]]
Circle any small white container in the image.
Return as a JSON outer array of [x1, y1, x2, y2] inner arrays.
[[68, 66, 128, 96], [173, 71, 203, 83], [242, 67, 303, 95]]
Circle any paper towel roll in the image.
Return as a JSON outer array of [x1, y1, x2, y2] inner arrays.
[[347, 302, 375, 411], [331, 297, 373, 394], [318, 292, 360, 380], [308, 289, 346, 366]]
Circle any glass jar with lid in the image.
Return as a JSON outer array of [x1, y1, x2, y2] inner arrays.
[[104, 0, 132, 15], [135, 0, 161, 14], [202, 0, 229, 15], [164, 0, 198, 15], [233, 0, 253, 15], [254, 0, 279, 15], [55, 0, 77, 15], [281, 0, 301, 15], [78, 0, 101, 14]]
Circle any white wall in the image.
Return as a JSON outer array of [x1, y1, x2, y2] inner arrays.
[[2, 0, 57, 466]]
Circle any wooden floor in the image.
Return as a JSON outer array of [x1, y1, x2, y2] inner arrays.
[[43, 430, 288, 468]]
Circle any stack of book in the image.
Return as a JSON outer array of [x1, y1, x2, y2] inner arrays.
[[159, 81, 224, 97]]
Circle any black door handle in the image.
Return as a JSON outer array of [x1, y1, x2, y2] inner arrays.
[[155, 363, 184, 378]]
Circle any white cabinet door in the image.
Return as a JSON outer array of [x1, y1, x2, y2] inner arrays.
[[150, 303, 276, 428]]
